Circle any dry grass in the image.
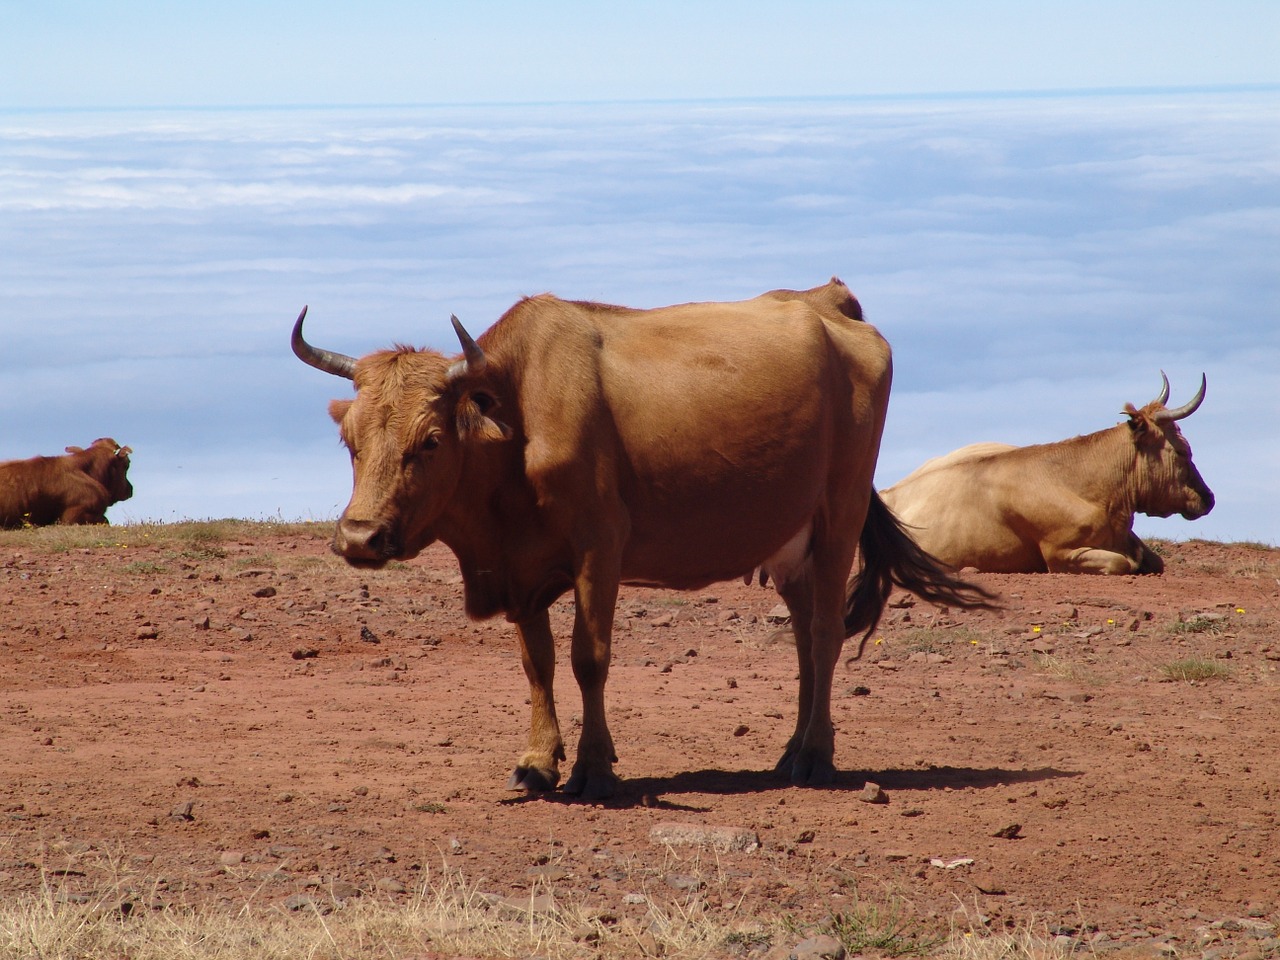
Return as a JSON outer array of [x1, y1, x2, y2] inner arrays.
[[0, 859, 1093, 960], [1160, 657, 1233, 682], [1031, 653, 1101, 685], [0, 519, 331, 555]]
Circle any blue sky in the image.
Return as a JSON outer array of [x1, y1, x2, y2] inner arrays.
[[0, 4, 1277, 544], [2, 1, 1277, 108]]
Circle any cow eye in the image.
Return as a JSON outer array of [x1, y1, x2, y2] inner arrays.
[[473, 391, 495, 414], [422, 434, 440, 452]]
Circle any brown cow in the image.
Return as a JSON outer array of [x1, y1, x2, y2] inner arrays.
[[292, 279, 993, 799], [881, 375, 1213, 574], [0, 438, 134, 529]]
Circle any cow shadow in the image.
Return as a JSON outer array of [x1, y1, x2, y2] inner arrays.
[[502, 764, 1080, 811]]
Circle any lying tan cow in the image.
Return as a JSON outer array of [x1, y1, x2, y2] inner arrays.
[[881, 375, 1213, 574], [0, 438, 134, 528]]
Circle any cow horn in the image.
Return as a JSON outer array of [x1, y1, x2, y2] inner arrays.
[[1154, 373, 1207, 422], [450, 314, 487, 374], [291, 306, 356, 380], [1153, 370, 1170, 406]]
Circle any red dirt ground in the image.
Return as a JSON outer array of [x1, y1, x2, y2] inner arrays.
[[1, 528, 1278, 952]]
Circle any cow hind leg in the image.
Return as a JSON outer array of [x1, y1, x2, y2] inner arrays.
[[773, 567, 843, 787], [773, 572, 815, 778], [509, 612, 565, 792]]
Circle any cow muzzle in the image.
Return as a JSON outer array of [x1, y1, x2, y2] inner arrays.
[[332, 518, 401, 568], [1183, 486, 1215, 520]]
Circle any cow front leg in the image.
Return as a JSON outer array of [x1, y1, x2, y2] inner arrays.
[[562, 563, 621, 801], [1050, 546, 1141, 575], [508, 611, 565, 792]]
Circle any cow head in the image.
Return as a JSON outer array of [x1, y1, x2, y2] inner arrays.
[[292, 307, 513, 568], [1124, 373, 1214, 521], [67, 438, 134, 504]]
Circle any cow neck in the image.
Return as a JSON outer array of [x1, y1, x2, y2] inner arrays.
[[430, 443, 573, 623], [1037, 425, 1141, 522]]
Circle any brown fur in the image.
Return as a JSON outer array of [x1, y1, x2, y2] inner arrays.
[[0, 438, 133, 528], [881, 388, 1213, 575], [303, 280, 990, 798]]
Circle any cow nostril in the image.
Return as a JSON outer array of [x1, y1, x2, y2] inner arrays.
[[335, 518, 396, 562]]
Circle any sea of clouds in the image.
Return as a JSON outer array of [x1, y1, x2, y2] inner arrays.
[[0, 91, 1276, 542]]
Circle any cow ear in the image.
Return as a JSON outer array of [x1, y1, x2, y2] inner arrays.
[[328, 398, 353, 424], [1126, 407, 1158, 442], [65, 445, 85, 454], [457, 392, 513, 443]]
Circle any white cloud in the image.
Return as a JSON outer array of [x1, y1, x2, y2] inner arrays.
[[1, 91, 1276, 544]]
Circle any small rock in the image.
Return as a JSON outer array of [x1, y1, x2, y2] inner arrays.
[[375, 877, 407, 894], [281, 893, 326, 913], [252, 586, 277, 598], [136, 626, 159, 640], [859, 782, 888, 804], [169, 801, 194, 821], [666, 874, 703, 891], [765, 604, 791, 624], [329, 880, 361, 901], [291, 647, 320, 660], [733, 724, 750, 737], [992, 823, 1023, 840], [488, 892, 557, 915], [359, 625, 380, 644], [792, 933, 847, 959], [649, 822, 760, 852], [219, 850, 245, 866]]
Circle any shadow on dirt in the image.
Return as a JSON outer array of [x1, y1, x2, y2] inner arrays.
[[502, 765, 1080, 809]]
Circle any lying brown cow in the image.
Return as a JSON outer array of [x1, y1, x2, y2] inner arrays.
[[293, 279, 993, 798], [881, 374, 1213, 574], [0, 438, 134, 528]]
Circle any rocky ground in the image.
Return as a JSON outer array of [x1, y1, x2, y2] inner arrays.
[[1, 524, 1278, 957]]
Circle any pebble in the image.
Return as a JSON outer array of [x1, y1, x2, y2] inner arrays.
[[169, 801, 194, 821], [329, 880, 361, 900], [280, 893, 327, 913], [649, 822, 760, 852], [791, 934, 846, 959], [859, 782, 888, 804], [375, 877, 407, 894]]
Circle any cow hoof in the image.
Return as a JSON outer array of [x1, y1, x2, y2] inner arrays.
[[773, 744, 801, 777], [789, 754, 837, 788], [507, 764, 559, 793], [562, 765, 619, 802]]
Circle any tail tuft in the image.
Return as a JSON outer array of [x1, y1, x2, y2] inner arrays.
[[845, 492, 998, 656]]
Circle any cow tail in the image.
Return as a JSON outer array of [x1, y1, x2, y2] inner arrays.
[[843, 491, 998, 657]]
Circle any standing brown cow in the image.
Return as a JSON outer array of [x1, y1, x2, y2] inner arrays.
[[293, 279, 993, 799], [0, 438, 134, 528]]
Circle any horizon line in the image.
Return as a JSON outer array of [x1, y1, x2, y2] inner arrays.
[[2, 81, 1277, 115]]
